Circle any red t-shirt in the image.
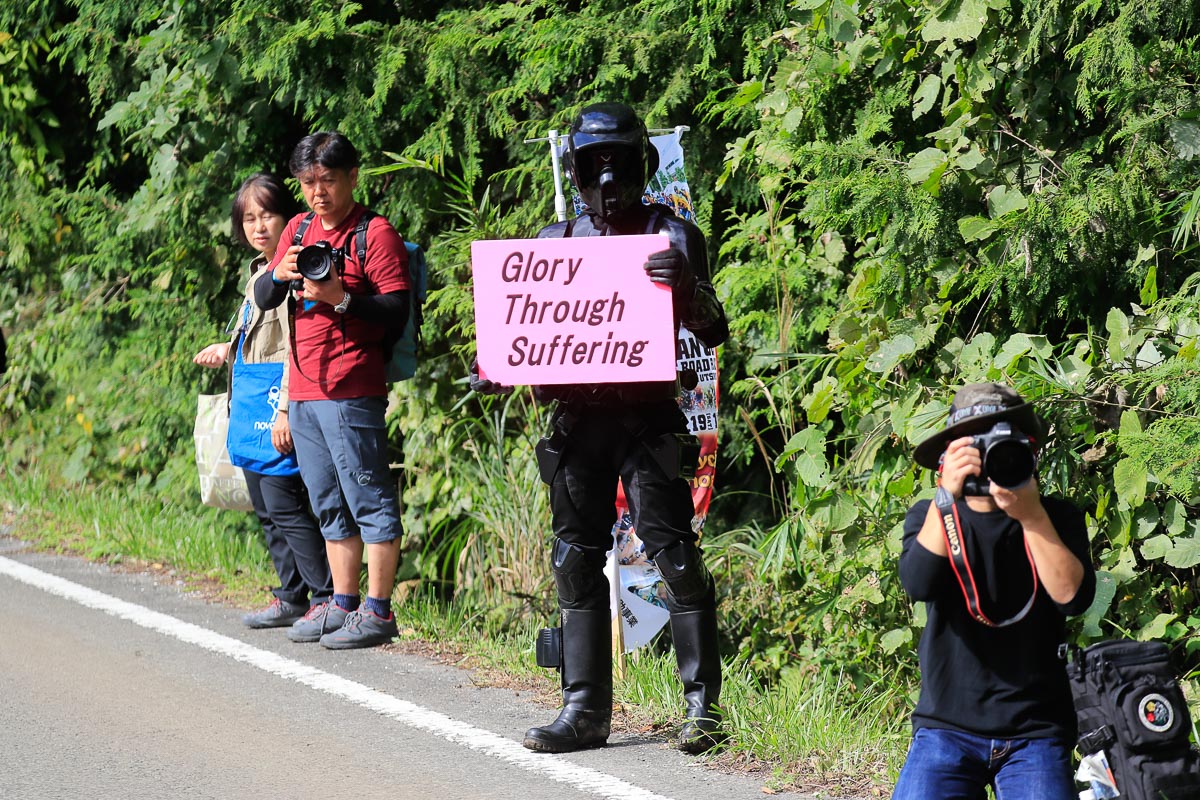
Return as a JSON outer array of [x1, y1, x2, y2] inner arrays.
[[269, 204, 410, 401]]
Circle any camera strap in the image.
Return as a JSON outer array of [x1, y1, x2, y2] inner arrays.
[[284, 212, 361, 389], [933, 485, 1040, 627]]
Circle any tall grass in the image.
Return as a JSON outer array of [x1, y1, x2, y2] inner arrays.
[[615, 646, 907, 794], [425, 393, 554, 613], [0, 463, 274, 601]]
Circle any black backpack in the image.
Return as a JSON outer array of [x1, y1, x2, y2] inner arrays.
[[1065, 640, 1200, 799]]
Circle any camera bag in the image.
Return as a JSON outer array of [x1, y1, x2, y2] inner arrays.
[[291, 211, 427, 382], [1065, 639, 1200, 799]]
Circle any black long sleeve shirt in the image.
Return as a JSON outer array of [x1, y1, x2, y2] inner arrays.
[[899, 496, 1096, 739]]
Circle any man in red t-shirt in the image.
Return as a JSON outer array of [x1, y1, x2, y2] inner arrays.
[[254, 131, 410, 649]]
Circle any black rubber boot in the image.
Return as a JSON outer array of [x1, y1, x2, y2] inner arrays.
[[523, 607, 612, 753], [655, 541, 726, 754], [670, 603, 724, 754]]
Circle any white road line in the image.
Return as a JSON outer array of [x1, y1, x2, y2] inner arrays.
[[0, 555, 675, 800]]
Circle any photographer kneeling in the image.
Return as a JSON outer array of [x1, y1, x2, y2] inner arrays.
[[894, 383, 1095, 800]]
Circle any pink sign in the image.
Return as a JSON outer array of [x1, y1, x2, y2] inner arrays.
[[471, 235, 675, 385]]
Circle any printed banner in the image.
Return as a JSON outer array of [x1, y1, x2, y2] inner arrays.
[[470, 235, 675, 385]]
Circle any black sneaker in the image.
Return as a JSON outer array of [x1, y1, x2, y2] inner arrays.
[[242, 597, 307, 629], [287, 601, 350, 643], [319, 609, 399, 650]]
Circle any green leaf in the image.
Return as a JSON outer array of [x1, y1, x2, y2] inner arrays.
[[1081, 570, 1116, 638], [994, 333, 1035, 367], [1140, 261, 1158, 306], [906, 147, 948, 184], [96, 100, 131, 131], [1165, 535, 1200, 569], [957, 332, 996, 377], [779, 428, 830, 487], [866, 334, 917, 374], [1141, 534, 1173, 561], [890, 386, 921, 437], [1164, 499, 1187, 536], [778, 427, 825, 464], [912, 74, 941, 119], [955, 146, 986, 171], [1106, 308, 1131, 362], [1113, 458, 1148, 509], [881, 627, 912, 654], [728, 81, 765, 108], [1132, 504, 1159, 539], [809, 494, 858, 531], [1132, 244, 1156, 266], [1109, 547, 1138, 583], [1137, 613, 1177, 642], [922, 0, 988, 44], [922, 160, 950, 195], [802, 376, 839, 424], [887, 471, 916, 496], [907, 399, 949, 448], [1168, 118, 1200, 160], [1135, 340, 1163, 368], [958, 215, 997, 242], [987, 185, 1028, 219], [1119, 409, 1142, 438]]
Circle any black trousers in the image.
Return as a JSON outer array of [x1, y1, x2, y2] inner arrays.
[[244, 470, 333, 606], [548, 400, 697, 610]]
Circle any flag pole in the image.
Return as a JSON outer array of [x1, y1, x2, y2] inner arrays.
[[548, 130, 568, 223], [609, 536, 627, 680]]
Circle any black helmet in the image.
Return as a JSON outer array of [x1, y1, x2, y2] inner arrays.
[[563, 102, 659, 220]]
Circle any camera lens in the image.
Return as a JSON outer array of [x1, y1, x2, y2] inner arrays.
[[985, 439, 1035, 488], [296, 244, 333, 282]]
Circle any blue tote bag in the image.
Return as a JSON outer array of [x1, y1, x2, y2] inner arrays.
[[226, 325, 300, 477]]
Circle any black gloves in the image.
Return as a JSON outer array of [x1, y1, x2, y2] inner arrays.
[[644, 247, 697, 293], [469, 359, 513, 396]]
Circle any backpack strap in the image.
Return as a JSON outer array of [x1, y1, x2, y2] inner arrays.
[[292, 212, 316, 247], [351, 210, 378, 268]]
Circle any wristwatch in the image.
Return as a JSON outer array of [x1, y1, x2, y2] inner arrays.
[[333, 292, 351, 314]]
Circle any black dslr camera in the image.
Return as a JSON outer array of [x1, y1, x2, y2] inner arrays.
[[962, 421, 1036, 496], [291, 241, 343, 291]]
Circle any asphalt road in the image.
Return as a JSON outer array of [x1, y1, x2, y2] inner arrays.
[[0, 536, 815, 800]]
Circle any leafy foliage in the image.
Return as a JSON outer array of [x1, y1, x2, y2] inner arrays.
[[4, 0, 1200, 714]]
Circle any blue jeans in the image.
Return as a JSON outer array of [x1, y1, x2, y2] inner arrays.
[[892, 728, 1075, 800], [290, 396, 402, 545]]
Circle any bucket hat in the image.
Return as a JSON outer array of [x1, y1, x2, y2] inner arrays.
[[913, 382, 1046, 470]]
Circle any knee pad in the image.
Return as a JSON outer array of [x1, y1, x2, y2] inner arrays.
[[551, 538, 608, 609], [653, 541, 714, 608]]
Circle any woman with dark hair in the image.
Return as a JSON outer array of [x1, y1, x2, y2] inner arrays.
[[194, 172, 333, 628]]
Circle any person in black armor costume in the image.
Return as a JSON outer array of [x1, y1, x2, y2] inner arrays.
[[473, 102, 729, 754]]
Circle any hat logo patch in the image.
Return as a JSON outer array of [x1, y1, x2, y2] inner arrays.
[[949, 403, 1005, 425], [1138, 693, 1174, 733]]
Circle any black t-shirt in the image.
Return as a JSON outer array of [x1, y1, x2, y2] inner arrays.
[[899, 496, 1096, 739]]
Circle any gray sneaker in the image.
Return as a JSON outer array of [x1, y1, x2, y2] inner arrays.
[[319, 609, 399, 650], [287, 601, 350, 643], [242, 597, 308, 629]]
